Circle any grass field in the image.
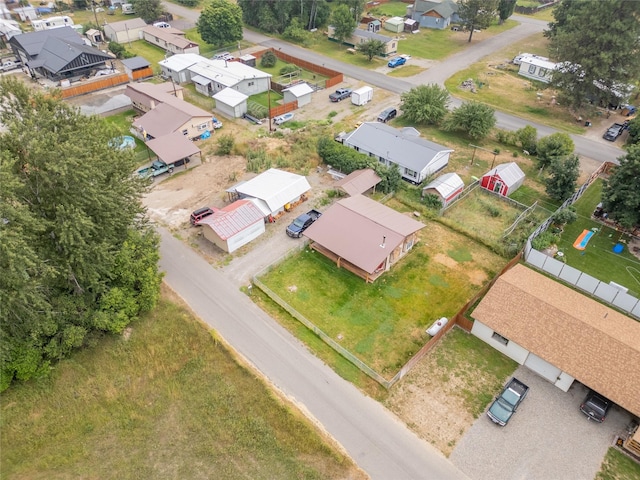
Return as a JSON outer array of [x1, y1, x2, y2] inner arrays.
[[0, 288, 364, 480], [103, 109, 149, 165], [259, 222, 504, 377], [595, 447, 640, 480], [124, 40, 167, 74], [553, 179, 640, 295]]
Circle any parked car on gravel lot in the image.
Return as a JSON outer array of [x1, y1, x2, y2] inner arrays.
[[329, 88, 352, 102], [603, 123, 625, 141], [190, 207, 214, 225], [487, 377, 529, 426], [580, 391, 611, 423]]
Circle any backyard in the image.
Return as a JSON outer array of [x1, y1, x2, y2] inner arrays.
[[258, 220, 505, 378], [552, 178, 640, 295]]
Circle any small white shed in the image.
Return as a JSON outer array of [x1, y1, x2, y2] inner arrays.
[[384, 17, 405, 33], [422, 172, 464, 206], [213, 87, 248, 118], [282, 82, 314, 107]]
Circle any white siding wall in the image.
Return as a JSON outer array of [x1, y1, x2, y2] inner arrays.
[[471, 321, 529, 364], [227, 221, 265, 253]]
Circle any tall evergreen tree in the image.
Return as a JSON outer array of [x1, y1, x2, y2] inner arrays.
[[132, 0, 162, 23], [457, 0, 499, 42], [0, 78, 161, 390], [601, 145, 640, 228], [497, 0, 516, 24], [545, 0, 640, 109]]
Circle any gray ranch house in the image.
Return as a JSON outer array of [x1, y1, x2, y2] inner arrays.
[[341, 122, 454, 184], [407, 0, 459, 30]]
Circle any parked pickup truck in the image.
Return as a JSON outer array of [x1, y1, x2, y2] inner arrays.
[[137, 160, 174, 179], [286, 209, 322, 238], [486, 377, 529, 426], [329, 88, 352, 102], [603, 123, 625, 141]]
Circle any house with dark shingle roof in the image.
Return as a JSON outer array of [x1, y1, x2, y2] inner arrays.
[[327, 27, 397, 56], [9, 27, 112, 81], [471, 263, 640, 418], [303, 195, 425, 283], [409, 0, 459, 30], [342, 122, 454, 184]]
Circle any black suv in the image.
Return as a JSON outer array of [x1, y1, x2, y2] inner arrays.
[[580, 391, 611, 422], [190, 207, 214, 225], [377, 107, 397, 123]]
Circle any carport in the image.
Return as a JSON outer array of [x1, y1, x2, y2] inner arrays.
[[145, 131, 202, 166]]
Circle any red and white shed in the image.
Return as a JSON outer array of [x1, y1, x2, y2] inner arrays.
[[480, 162, 525, 197], [198, 199, 265, 253], [421, 172, 464, 206]]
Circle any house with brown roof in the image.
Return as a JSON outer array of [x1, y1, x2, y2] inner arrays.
[[303, 195, 425, 283], [471, 263, 640, 418], [127, 82, 212, 141], [198, 199, 266, 253], [141, 26, 199, 55], [334, 168, 382, 197]]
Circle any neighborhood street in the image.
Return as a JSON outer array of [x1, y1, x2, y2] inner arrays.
[[164, 2, 626, 164], [158, 228, 468, 480]]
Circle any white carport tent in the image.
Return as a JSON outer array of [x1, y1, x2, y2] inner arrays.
[[213, 87, 248, 118], [231, 168, 311, 217], [145, 131, 202, 165]]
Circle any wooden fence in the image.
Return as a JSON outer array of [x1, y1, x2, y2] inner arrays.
[[252, 48, 343, 89], [60, 73, 130, 98], [269, 101, 298, 118], [131, 67, 154, 81]]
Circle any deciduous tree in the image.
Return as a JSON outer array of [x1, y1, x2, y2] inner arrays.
[[132, 0, 162, 23], [356, 39, 386, 61], [601, 145, 640, 229], [443, 101, 496, 139], [627, 116, 640, 145], [545, 0, 640, 109], [197, 0, 243, 47], [457, 0, 499, 42], [400, 84, 450, 125], [330, 4, 356, 45], [0, 78, 161, 390], [535, 132, 574, 170], [545, 154, 580, 201]]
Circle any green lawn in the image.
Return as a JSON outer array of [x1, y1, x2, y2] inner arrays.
[[259, 223, 504, 377], [368, 0, 409, 18], [553, 179, 640, 294], [103, 109, 149, 165], [595, 447, 640, 480], [250, 90, 284, 109], [0, 293, 362, 480], [124, 40, 167, 74]]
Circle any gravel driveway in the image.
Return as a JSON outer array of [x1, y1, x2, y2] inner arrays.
[[450, 366, 631, 480]]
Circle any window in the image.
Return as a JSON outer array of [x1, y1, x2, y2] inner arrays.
[[528, 64, 536, 74], [197, 123, 208, 131], [248, 81, 254, 87], [538, 68, 547, 77], [492, 332, 509, 346], [404, 168, 417, 178], [182, 129, 188, 136]]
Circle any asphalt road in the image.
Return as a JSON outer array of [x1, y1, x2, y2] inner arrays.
[[164, 3, 625, 164], [158, 228, 468, 480]]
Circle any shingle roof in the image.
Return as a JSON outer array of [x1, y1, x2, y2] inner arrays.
[[334, 168, 382, 196], [133, 103, 192, 138], [415, 0, 458, 18], [198, 199, 264, 240], [472, 263, 640, 417], [344, 122, 453, 174], [141, 26, 198, 49], [303, 195, 425, 274]]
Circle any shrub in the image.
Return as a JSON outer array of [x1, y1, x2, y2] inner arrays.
[[327, 111, 337, 118], [216, 134, 234, 155], [422, 193, 443, 210], [531, 231, 559, 250], [279, 64, 299, 76], [516, 125, 538, 155], [260, 50, 277, 68], [551, 206, 577, 225]]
